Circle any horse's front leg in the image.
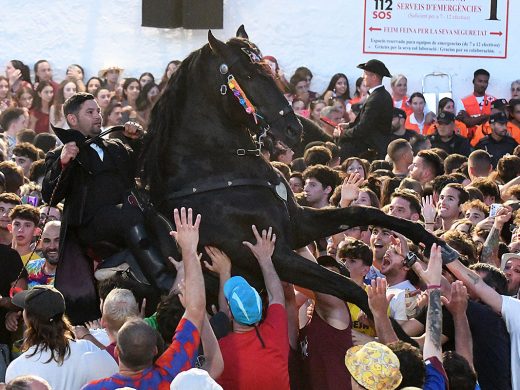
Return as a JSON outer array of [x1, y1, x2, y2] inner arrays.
[[290, 205, 459, 263], [273, 245, 371, 315]]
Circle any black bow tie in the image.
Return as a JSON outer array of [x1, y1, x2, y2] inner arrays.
[[88, 137, 104, 147]]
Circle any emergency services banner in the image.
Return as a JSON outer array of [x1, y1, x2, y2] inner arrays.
[[363, 0, 509, 58]]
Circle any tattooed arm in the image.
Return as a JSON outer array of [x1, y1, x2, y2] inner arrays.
[[446, 259, 503, 315], [480, 207, 511, 266], [415, 244, 444, 361]]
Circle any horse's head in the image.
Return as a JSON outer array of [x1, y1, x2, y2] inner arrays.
[[207, 27, 302, 148]]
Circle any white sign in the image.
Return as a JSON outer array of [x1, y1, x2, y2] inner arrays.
[[363, 0, 509, 58]]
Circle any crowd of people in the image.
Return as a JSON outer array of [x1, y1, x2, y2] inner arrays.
[[0, 53, 519, 390]]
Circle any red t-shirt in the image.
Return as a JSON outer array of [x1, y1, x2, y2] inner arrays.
[[217, 304, 290, 390]]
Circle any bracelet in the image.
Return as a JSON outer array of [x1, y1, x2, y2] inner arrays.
[[425, 221, 435, 225], [426, 284, 441, 290]]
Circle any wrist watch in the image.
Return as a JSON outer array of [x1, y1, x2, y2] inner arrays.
[[403, 251, 419, 268]]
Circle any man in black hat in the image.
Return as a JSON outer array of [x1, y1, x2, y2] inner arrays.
[[338, 59, 393, 161], [428, 111, 472, 157], [475, 111, 517, 167]]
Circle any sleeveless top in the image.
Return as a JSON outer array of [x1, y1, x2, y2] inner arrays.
[[298, 310, 353, 390]]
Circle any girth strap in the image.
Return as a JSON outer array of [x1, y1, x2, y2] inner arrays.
[[164, 178, 279, 201]]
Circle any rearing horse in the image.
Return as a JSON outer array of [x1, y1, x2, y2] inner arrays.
[[140, 27, 457, 316]]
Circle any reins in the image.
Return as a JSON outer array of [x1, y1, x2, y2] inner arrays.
[[9, 126, 124, 297]]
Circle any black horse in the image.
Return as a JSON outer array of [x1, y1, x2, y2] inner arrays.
[[139, 27, 458, 317]]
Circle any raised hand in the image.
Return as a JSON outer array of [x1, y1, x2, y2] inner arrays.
[[413, 243, 442, 287], [242, 225, 276, 264], [441, 280, 468, 314], [421, 195, 436, 225], [367, 277, 393, 318], [204, 246, 232, 276], [170, 207, 201, 255], [341, 172, 365, 202]]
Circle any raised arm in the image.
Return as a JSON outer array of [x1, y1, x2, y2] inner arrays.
[[367, 277, 399, 344], [480, 206, 511, 267], [204, 246, 232, 318], [414, 243, 443, 361], [445, 259, 503, 314], [170, 207, 205, 331], [243, 225, 284, 306], [441, 281, 473, 368], [199, 314, 224, 380]]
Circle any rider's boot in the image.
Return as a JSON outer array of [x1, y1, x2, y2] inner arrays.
[[126, 224, 174, 294]]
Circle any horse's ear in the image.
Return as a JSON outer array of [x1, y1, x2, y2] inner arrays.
[[236, 25, 249, 39], [208, 30, 230, 58]]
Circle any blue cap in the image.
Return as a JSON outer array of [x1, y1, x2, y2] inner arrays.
[[223, 276, 262, 325]]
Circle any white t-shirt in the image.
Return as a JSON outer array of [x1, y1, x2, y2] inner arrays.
[[501, 295, 520, 390], [5, 339, 118, 390], [387, 280, 417, 321]]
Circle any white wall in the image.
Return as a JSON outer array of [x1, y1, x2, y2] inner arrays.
[[1, 0, 518, 102]]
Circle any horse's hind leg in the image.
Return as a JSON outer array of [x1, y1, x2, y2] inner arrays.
[[290, 206, 459, 262], [273, 247, 371, 317]]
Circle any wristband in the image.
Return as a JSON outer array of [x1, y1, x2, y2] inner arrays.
[[425, 221, 435, 225], [427, 285, 441, 290]]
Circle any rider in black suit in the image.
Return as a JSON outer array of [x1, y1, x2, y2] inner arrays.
[[42, 93, 172, 294], [338, 59, 393, 161]]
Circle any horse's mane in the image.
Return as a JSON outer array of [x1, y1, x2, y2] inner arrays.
[[140, 46, 207, 197]]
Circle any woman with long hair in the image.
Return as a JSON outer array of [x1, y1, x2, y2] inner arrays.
[[0, 75, 13, 113], [263, 55, 291, 94], [85, 77, 102, 95], [94, 87, 112, 112], [322, 73, 350, 103], [158, 60, 181, 90], [66, 64, 86, 92], [390, 74, 412, 114], [139, 72, 155, 89], [121, 78, 142, 124], [30, 81, 54, 133], [309, 99, 327, 124], [49, 80, 78, 129], [5, 60, 32, 94], [349, 77, 368, 105], [14, 87, 35, 110], [136, 82, 160, 126], [6, 286, 118, 389]]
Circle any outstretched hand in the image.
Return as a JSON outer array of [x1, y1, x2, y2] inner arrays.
[[441, 280, 468, 315], [204, 246, 232, 276], [341, 172, 365, 202], [367, 277, 393, 318], [412, 243, 442, 286], [243, 225, 276, 264], [170, 207, 201, 255]]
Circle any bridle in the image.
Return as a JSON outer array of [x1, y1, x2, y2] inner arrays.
[[217, 58, 293, 157]]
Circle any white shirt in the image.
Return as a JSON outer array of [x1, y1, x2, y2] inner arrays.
[[387, 280, 417, 321], [6, 339, 118, 390], [501, 295, 520, 390], [368, 84, 384, 95], [409, 112, 426, 134]]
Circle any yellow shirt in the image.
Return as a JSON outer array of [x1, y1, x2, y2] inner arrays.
[[20, 251, 42, 266]]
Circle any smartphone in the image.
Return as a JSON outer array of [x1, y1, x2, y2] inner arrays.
[[489, 203, 502, 217], [22, 195, 39, 207], [320, 117, 338, 127]]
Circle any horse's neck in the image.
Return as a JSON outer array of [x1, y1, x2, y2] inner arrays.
[[169, 120, 274, 185]]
